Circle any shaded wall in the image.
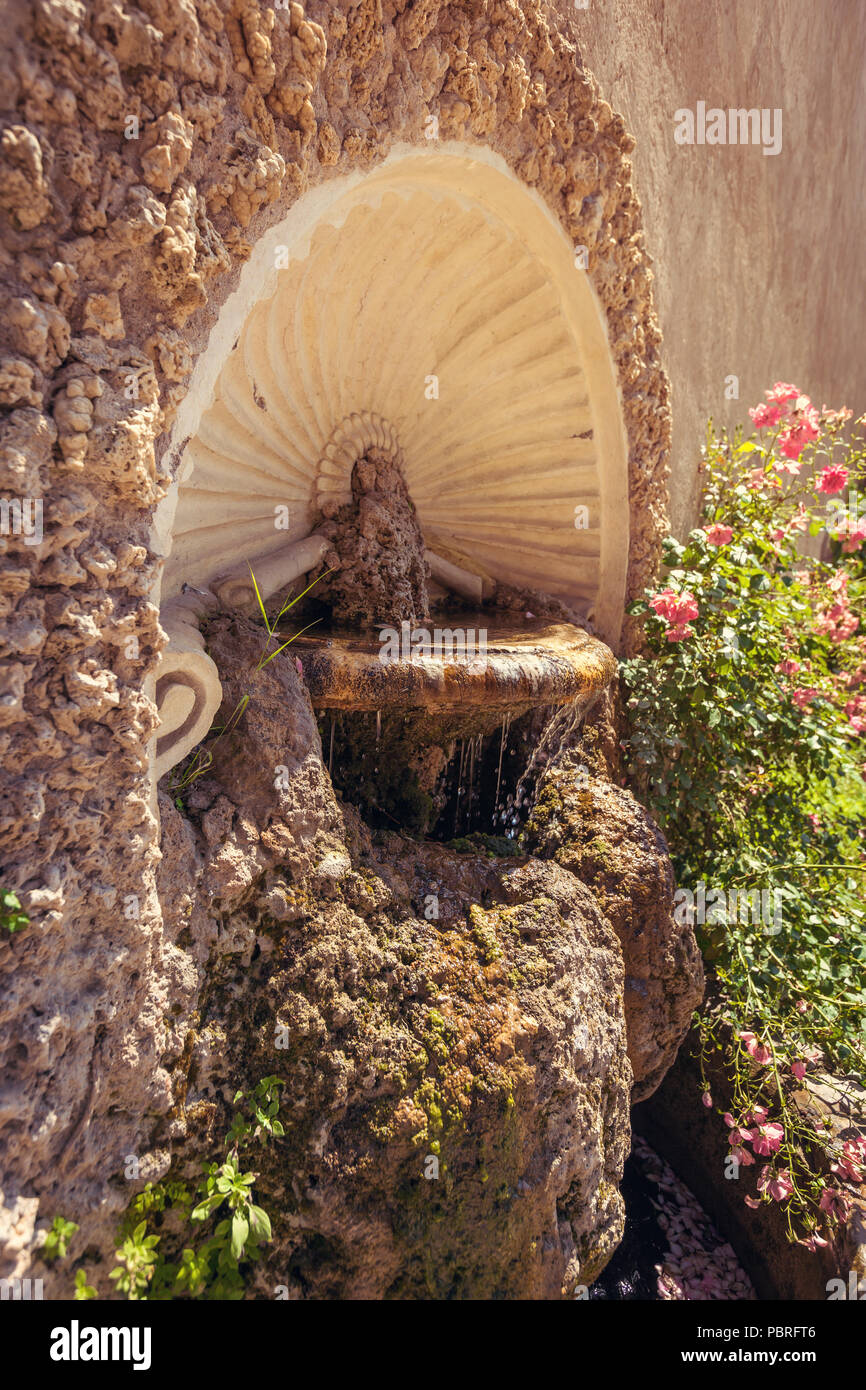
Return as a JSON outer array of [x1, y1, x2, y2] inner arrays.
[[555, 0, 866, 536]]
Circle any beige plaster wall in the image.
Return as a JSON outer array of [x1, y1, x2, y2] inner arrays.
[[554, 0, 866, 536]]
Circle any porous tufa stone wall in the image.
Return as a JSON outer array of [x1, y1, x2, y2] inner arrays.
[[151, 616, 635, 1299], [0, 0, 671, 1286]]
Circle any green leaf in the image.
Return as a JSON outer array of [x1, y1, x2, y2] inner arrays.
[[248, 1205, 272, 1243], [257, 620, 321, 670], [274, 567, 334, 618], [247, 565, 272, 633], [191, 1193, 224, 1222], [231, 1211, 249, 1261]]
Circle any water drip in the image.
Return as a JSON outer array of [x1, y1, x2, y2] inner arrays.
[[513, 702, 578, 816], [467, 737, 476, 833], [453, 738, 466, 836], [303, 616, 613, 839], [493, 713, 510, 825]]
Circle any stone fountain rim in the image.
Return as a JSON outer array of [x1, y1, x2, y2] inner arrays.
[[290, 618, 617, 716]]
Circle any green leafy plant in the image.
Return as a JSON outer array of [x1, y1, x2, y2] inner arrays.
[[1, 889, 29, 935], [74, 1268, 97, 1300], [109, 1221, 160, 1299], [225, 1075, 286, 1150], [191, 1157, 272, 1266], [109, 1077, 285, 1300], [622, 390, 866, 1249], [41, 1216, 78, 1262], [169, 695, 250, 804]]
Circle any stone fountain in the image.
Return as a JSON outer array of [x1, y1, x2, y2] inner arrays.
[[139, 143, 699, 1302], [0, 2, 699, 1304]]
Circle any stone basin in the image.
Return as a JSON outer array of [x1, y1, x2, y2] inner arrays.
[[289, 614, 616, 743]]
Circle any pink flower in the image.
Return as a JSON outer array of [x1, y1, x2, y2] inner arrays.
[[814, 602, 859, 644], [757, 1166, 794, 1202], [749, 383, 809, 441], [791, 1061, 808, 1081], [727, 1124, 754, 1149], [701, 1091, 713, 1108], [739, 1031, 772, 1065], [724, 1113, 755, 1150], [649, 588, 678, 621], [730, 1144, 755, 1167], [676, 595, 699, 624], [766, 383, 802, 407], [819, 1187, 850, 1222], [776, 659, 800, 676], [744, 1105, 768, 1125], [750, 1122, 785, 1156], [777, 453, 804, 474], [839, 518, 866, 553], [816, 465, 849, 495], [750, 402, 783, 429], [294, 658, 303, 676], [744, 1195, 762, 1209], [666, 623, 695, 642], [830, 1140, 865, 1184], [649, 589, 699, 641], [831, 1155, 864, 1185], [706, 523, 733, 546], [794, 999, 810, 1014], [820, 405, 853, 425], [791, 687, 820, 709], [771, 393, 820, 461], [747, 466, 781, 490], [799, 1231, 830, 1251]]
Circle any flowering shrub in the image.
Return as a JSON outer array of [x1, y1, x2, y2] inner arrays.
[[622, 388, 866, 1249]]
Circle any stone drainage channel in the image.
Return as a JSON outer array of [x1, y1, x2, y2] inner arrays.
[[591, 1136, 755, 1300]]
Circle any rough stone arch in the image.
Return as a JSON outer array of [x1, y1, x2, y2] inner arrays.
[[0, 0, 671, 1278]]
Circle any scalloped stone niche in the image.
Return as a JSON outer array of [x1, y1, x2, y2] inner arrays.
[[151, 143, 630, 784]]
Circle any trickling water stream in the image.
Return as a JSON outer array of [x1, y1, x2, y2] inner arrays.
[[318, 704, 556, 839], [288, 613, 615, 835]]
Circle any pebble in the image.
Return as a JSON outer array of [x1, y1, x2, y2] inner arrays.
[[634, 1135, 756, 1301]]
